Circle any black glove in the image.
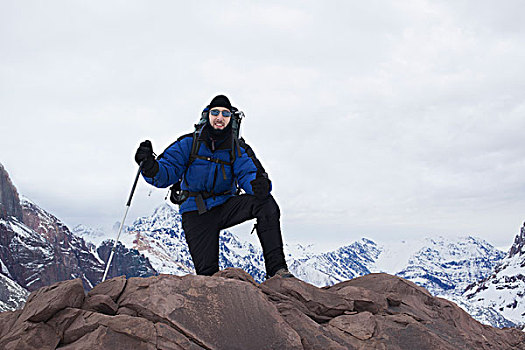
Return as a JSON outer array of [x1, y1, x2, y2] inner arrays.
[[250, 172, 271, 200], [134, 140, 159, 178]]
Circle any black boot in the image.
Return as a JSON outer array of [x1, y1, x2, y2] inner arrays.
[[255, 219, 288, 277], [274, 267, 295, 278]]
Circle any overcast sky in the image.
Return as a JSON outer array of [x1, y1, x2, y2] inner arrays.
[[1, 1, 524, 252]]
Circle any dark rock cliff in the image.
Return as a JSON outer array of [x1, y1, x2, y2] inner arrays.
[[0, 162, 156, 295], [97, 240, 157, 280], [509, 222, 525, 258], [0, 163, 23, 221]]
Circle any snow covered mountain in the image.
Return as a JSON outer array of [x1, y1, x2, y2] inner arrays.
[[73, 203, 517, 328], [113, 204, 268, 282], [287, 238, 381, 286], [373, 236, 505, 296], [71, 224, 110, 247], [288, 234, 513, 327], [283, 234, 505, 298], [0, 214, 57, 291], [85, 204, 381, 285], [463, 222, 525, 328], [83, 204, 505, 292]]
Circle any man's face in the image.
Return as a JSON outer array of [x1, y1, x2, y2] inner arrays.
[[209, 107, 231, 130]]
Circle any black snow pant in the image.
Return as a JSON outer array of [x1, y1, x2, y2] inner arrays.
[[181, 194, 288, 277]]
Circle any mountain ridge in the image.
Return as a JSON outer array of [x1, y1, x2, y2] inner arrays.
[[74, 202, 519, 328], [0, 162, 521, 330]]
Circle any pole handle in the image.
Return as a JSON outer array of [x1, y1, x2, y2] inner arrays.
[[126, 161, 143, 206]]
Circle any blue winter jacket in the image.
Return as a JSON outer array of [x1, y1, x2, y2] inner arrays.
[[141, 131, 267, 214]]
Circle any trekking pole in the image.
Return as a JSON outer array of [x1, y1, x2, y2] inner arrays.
[[101, 161, 143, 282]]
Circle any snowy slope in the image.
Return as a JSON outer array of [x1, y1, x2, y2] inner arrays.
[[0, 216, 55, 289], [0, 272, 28, 312], [288, 238, 381, 286], [72, 224, 111, 247], [118, 204, 195, 276], [20, 197, 106, 290], [288, 235, 513, 328], [371, 239, 427, 274], [118, 204, 267, 282], [372, 236, 505, 296], [286, 235, 503, 298], [0, 260, 29, 312], [463, 223, 525, 327], [445, 294, 518, 329]]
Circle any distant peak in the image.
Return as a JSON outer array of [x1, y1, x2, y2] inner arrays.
[[508, 222, 525, 258], [360, 237, 377, 245], [128, 203, 181, 231], [153, 202, 178, 214]]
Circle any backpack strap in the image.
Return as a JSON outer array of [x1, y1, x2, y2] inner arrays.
[[184, 189, 235, 215], [192, 155, 232, 166], [183, 124, 206, 188]]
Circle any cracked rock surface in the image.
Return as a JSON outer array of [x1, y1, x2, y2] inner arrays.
[[0, 269, 524, 349]]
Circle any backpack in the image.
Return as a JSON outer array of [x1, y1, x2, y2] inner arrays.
[[167, 107, 245, 207]]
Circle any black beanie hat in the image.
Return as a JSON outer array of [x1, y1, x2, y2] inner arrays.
[[208, 95, 232, 110]]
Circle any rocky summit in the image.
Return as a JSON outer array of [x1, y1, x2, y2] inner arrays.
[[0, 269, 523, 350]]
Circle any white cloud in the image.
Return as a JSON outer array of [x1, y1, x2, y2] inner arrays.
[[1, 0, 524, 251]]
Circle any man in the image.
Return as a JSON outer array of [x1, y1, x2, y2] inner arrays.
[[134, 95, 293, 279]]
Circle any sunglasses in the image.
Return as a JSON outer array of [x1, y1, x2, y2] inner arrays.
[[209, 109, 232, 117]]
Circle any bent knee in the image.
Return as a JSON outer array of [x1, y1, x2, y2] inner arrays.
[[256, 195, 280, 220]]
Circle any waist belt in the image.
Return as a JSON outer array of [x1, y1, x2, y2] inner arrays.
[[184, 190, 233, 215]]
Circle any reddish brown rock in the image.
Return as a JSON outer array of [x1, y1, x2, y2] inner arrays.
[[328, 311, 376, 340], [20, 199, 107, 291], [57, 325, 155, 350], [274, 303, 352, 349], [386, 294, 402, 307], [0, 321, 60, 350], [18, 278, 84, 323], [0, 163, 157, 294], [116, 306, 138, 317], [327, 273, 525, 350], [262, 275, 354, 321], [155, 322, 206, 350], [213, 267, 258, 286], [60, 310, 156, 346], [46, 307, 84, 340], [0, 309, 21, 340], [87, 275, 127, 302], [0, 269, 524, 350], [118, 273, 302, 350], [82, 294, 118, 315], [325, 281, 389, 313]]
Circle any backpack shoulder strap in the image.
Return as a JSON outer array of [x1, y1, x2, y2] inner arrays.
[[189, 124, 205, 165], [238, 138, 267, 175]]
